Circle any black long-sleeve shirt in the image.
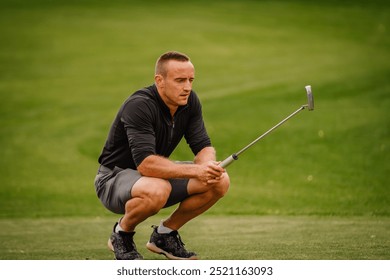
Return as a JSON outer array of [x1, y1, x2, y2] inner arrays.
[[98, 84, 211, 170]]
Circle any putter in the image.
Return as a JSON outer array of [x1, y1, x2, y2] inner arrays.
[[219, 85, 314, 168]]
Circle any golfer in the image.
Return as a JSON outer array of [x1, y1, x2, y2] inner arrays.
[[94, 51, 230, 260]]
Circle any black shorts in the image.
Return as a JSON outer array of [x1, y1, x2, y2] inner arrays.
[[94, 165, 189, 214]]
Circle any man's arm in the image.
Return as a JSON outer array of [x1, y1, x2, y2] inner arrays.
[[194, 146, 216, 164], [137, 147, 224, 185]]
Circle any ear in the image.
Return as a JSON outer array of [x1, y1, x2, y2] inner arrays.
[[154, 74, 164, 88]]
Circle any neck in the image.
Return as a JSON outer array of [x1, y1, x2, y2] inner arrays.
[[157, 92, 178, 117]]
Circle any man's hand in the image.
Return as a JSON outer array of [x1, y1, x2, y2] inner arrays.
[[197, 161, 225, 185]]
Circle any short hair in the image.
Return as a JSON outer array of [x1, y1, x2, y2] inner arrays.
[[155, 51, 191, 76]]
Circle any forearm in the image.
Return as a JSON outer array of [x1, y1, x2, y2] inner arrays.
[[137, 155, 200, 179], [137, 147, 223, 184], [194, 146, 216, 164]]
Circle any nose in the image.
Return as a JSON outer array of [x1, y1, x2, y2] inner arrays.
[[184, 80, 192, 92]]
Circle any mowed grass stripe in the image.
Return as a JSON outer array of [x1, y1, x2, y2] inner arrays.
[[0, 0, 389, 218], [0, 216, 388, 260]]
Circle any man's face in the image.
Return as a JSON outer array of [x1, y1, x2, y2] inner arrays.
[[155, 60, 195, 113]]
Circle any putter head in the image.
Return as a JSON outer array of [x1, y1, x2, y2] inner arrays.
[[305, 85, 314, 111]]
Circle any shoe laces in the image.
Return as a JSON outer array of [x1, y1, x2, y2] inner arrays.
[[170, 230, 185, 248], [120, 232, 136, 251]]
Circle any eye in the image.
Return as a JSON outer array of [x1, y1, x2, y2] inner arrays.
[[174, 78, 194, 83]]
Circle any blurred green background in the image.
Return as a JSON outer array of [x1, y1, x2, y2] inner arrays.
[[0, 0, 389, 259]]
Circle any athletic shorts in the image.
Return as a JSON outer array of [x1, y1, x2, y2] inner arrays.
[[94, 165, 189, 214]]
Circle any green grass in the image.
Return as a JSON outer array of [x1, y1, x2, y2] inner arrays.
[[1, 215, 389, 260], [0, 0, 389, 259]]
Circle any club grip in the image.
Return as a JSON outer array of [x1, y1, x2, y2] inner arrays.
[[219, 154, 238, 168]]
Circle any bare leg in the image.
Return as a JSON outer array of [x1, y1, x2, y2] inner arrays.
[[163, 174, 230, 230], [120, 177, 171, 232]]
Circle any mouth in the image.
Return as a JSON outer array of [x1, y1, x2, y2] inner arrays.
[[177, 94, 190, 105], [179, 93, 190, 98]]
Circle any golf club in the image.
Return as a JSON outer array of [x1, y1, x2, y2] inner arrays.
[[219, 85, 314, 168]]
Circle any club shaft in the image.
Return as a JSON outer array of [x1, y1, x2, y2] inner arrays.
[[220, 105, 307, 168], [236, 106, 306, 156]]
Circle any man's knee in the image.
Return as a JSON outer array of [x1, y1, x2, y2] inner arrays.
[[130, 178, 172, 212], [213, 174, 230, 198], [148, 179, 172, 206]]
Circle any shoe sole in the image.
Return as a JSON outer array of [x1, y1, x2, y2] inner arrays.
[[107, 238, 114, 252], [107, 238, 117, 260], [146, 242, 198, 260]]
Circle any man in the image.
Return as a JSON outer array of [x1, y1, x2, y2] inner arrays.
[[94, 51, 230, 260]]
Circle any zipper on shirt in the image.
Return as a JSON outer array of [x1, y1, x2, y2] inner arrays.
[[169, 118, 175, 145]]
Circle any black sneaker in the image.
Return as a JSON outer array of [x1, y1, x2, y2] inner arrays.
[[146, 225, 198, 260], [107, 222, 143, 260]]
